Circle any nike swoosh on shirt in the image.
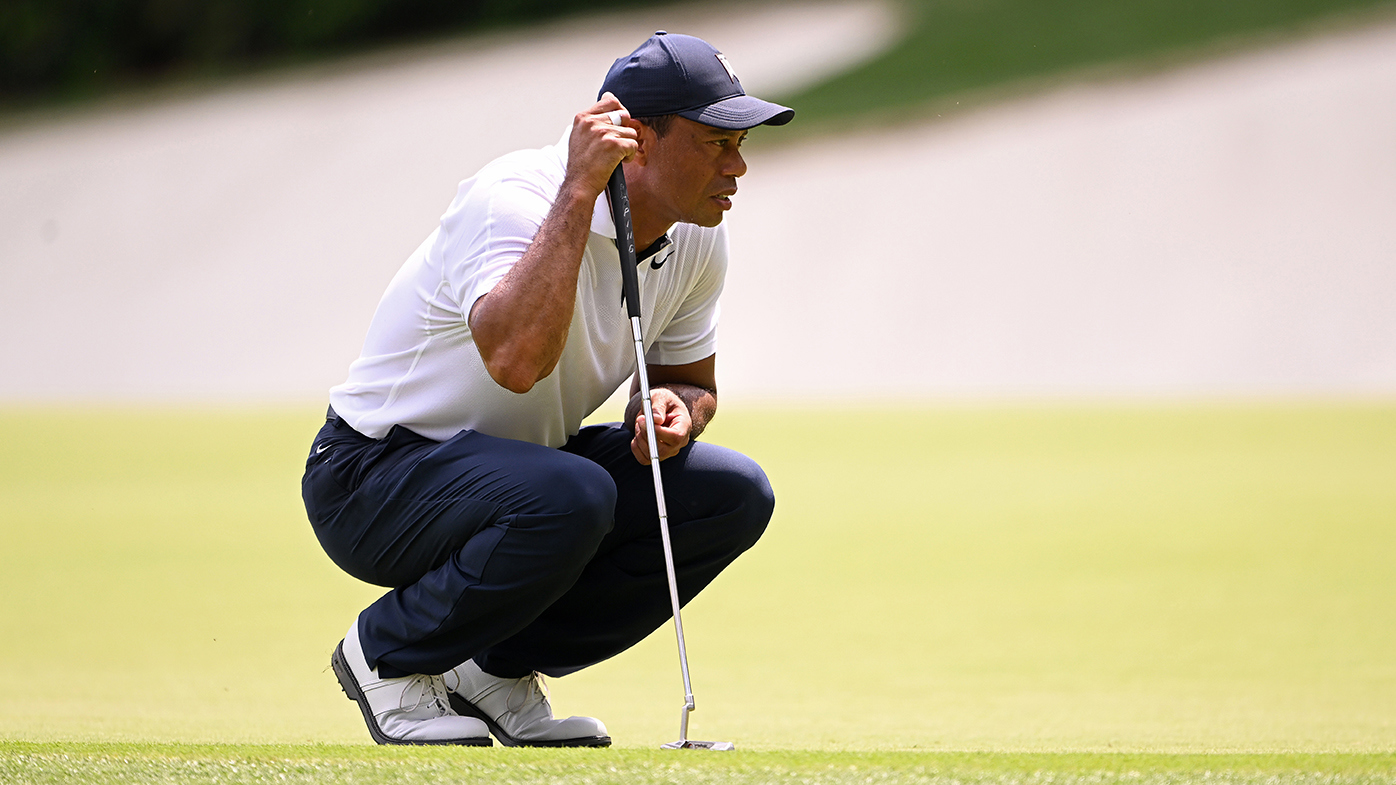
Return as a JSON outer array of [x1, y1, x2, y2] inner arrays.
[[650, 257, 666, 270]]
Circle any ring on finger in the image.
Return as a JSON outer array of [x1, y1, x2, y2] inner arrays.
[[605, 110, 623, 126]]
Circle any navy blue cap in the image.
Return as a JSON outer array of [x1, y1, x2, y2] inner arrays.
[[600, 32, 794, 130]]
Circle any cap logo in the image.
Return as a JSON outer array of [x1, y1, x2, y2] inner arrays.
[[714, 53, 738, 83]]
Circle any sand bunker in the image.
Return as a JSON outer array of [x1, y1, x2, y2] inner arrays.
[[1, 2, 1391, 402]]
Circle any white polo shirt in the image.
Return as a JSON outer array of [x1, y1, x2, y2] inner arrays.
[[329, 130, 726, 447]]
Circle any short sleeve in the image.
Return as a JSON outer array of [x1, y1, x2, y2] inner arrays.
[[433, 155, 560, 314], [646, 224, 727, 366]]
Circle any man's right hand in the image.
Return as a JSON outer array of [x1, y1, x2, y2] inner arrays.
[[563, 93, 639, 201]]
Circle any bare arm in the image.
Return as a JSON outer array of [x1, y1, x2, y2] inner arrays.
[[625, 354, 717, 464], [468, 95, 636, 394]]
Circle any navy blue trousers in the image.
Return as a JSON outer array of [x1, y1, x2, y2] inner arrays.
[[301, 410, 774, 679]]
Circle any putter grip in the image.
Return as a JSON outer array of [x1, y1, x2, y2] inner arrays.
[[607, 166, 642, 320]]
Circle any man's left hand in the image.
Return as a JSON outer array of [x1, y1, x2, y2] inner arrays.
[[630, 388, 691, 465]]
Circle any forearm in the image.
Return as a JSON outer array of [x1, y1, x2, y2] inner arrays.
[[469, 95, 637, 395], [626, 382, 717, 441], [468, 185, 596, 393]]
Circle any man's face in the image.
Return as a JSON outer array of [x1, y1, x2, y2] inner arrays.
[[635, 117, 749, 229]]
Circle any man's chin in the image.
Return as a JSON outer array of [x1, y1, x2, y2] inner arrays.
[[687, 212, 725, 228]]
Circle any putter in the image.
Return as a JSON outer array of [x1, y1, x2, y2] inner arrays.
[[607, 165, 735, 753]]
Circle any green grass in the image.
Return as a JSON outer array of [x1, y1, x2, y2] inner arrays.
[[1, 745, 1394, 784], [2, 403, 1394, 782], [780, 0, 1396, 128]]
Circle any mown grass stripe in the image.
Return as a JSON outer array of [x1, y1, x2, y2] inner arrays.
[[3, 744, 1395, 785]]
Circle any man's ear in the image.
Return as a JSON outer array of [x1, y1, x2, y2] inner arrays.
[[630, 121, 657, 166]]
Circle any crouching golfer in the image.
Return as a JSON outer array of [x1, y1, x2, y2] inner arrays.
[[301, 32, 790, 747]]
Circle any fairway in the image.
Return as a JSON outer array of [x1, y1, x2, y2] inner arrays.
[[2, 403, 1393, 758], [782, 0, 1396, 127]]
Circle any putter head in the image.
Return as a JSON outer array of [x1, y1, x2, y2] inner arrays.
[[661, 740, 735, 751]]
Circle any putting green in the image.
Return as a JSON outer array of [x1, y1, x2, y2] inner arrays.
[[1, 403, 1392, 752], [2, 744, 1393, 784]]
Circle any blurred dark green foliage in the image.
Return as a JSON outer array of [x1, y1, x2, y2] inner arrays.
[[4, 0, 1395, 112], [0, 0, 650, 102], [781, 0, 1396, 125]]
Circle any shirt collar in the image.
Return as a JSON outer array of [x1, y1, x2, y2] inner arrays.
[[637, 234, 672, 263]]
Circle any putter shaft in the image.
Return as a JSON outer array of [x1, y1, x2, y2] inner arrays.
[[628, 316, 698, 741], [608, 165, 705, 746]]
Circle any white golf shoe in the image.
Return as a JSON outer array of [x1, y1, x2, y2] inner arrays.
[[330, 623, 491, 746], [444, 659, 611, 747]]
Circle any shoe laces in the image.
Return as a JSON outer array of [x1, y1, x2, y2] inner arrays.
[[505, 671, 549, 714], [398, 674, 452, 717]]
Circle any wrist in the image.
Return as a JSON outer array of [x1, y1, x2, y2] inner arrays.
[[556, 177, 601, 210]]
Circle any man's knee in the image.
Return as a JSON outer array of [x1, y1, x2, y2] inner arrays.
[[726, 456, 775, 551], [531, 456, 618, 548], [688, 446, 774, 553]]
